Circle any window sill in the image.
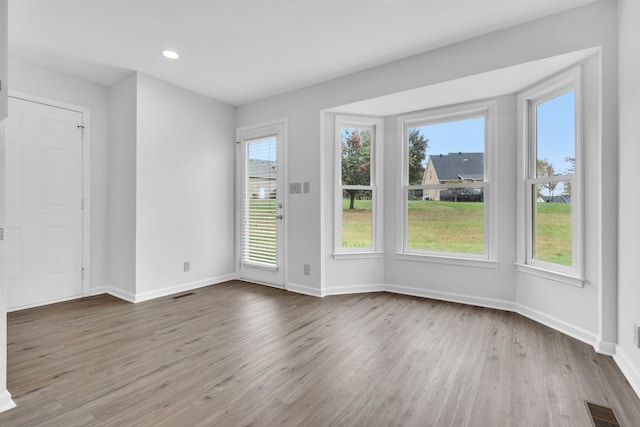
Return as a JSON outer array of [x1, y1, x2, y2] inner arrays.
[[514, 263, 585, 288], [333, 252, 384, 260], [395, 253, 498, 269]]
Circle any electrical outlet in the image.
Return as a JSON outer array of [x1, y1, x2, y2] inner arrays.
[[184, 262, 190, 272], [635, 324, 640, 349], [304, 264, 310, 276]]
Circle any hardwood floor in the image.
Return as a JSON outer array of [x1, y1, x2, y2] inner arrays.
[[0, 280, 638, 426]]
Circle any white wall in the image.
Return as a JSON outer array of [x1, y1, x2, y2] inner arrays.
[[4, 59, 238, 302], [321, 113, 385, 295], [515, 52, 615, 350], [135, 73, 236, 299], [0, 120, 15, 411], [616, 0, 640, 396], [0, 2, 8, 407], [8, 57, 111, 294], [107, 72, 137, 298], [238, 0, 617, 341], [381, 95, 518, 309], [107, 72, 237, 301]]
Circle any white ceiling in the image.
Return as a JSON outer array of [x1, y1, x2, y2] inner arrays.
[[329, 48, 599, 116], [9, 0, 599, 106]]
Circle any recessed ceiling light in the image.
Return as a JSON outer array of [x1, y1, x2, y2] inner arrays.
[[161, 49, 180, 60]]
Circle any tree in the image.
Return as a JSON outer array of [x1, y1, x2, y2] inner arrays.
[[562, 156, 575, 196], [408, 129, 429, 185], [341, 129, 371, 209], [536, 158, 557, 200]]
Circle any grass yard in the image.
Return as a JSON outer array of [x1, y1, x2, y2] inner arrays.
[[407, 200, 484, 253], [342, 199, 572, 265], [342, 199, 373, 247], [534, 202, 572, 266]]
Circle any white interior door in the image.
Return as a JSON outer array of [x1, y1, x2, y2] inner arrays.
[[6, 97, 84, 310], [237, 122, 286, 287]]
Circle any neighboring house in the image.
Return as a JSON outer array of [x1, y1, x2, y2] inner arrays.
[[422, 152, 484, 201], [248, 159, 277, 199], [540, 195, 571, 203]]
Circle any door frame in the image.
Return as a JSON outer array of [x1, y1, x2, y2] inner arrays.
[[7, 91, 92, 299], [235, 117, 288, 289]]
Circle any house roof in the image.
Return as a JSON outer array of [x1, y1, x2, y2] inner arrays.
[[428, 152, 484, 182], [540, 195, 571, 203]]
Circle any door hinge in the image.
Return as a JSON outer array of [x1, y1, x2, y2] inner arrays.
[[81, 197, 85, 210], [77, 125, 85, 138], [0, 228, 3, 241], [81, 268, 85, 280]]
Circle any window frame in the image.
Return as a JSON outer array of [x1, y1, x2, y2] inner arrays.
[[334, 115, 384, 257], [396, 100, 497, 266], [516, 67, 584, 286]]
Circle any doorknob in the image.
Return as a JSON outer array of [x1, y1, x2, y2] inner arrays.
[[276, 215, 283, 220]]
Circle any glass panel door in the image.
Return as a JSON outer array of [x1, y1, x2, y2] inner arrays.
[[238, 122, 285, 287], [244, 137, 278, 266]]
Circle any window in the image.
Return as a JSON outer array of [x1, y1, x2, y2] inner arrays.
[[399, 101, 495, 263], [518, 68, 583, 283], [335, 116, 383, 256]]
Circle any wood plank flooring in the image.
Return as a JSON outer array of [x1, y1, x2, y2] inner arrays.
[[0, 280, 639, 426]]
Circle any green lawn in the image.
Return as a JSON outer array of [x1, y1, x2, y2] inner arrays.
[[534, 202, 572, 266], [342, 199, 572, 265], [342, 199, 373, 247], [406, 200, 484, 253]]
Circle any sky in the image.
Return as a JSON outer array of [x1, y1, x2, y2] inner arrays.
[[254, 91, 576, 179], [412, 116, 485, 168], [248, 136, 277, 161], [536, 90, 575, 175], [411, 91, 575, 175]]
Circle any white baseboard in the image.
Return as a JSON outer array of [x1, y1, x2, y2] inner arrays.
[[516, 303, 598, 348], [91, 277, 637, 400], [385, 284, 516, 312], [287, 282, 323, 297], [104, 287, 137, 303], [324, 284, 385, 296], [90, 274, 237, 304], [0, 389, 16, 413], [90, 285, 136, 303], [89, 286, 108, 296], [613, 347, 640, 400], [594, 338, 616, 356], [7, 294, 84, 312], [133, 274, 237, 303], [385, 284, 611, 355], [90, 286, 136, 303]]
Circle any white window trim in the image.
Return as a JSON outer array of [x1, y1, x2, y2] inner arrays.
[[235, 118, 289, 287], [396, 100, 497, 264], [516, 67, 584, 286], [334, 115, 384, 257]]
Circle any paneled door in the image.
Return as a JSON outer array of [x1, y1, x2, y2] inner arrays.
[[237, 121, 286, 288], [6, 96, 84, 310]]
